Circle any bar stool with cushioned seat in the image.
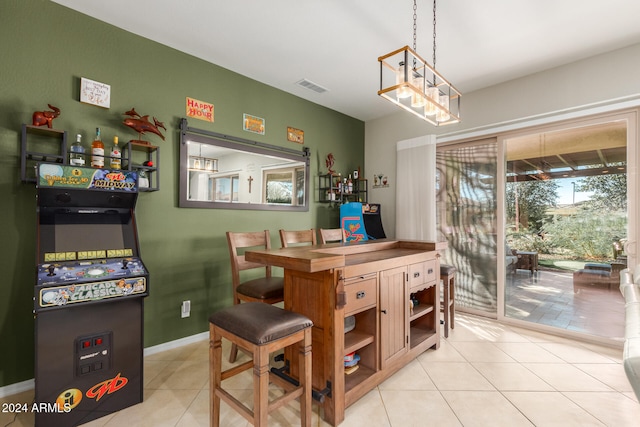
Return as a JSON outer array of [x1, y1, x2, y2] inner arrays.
[[440, 264, 456, 338], [227, 230, 284, 362], [209, 302, 313, 427], [279, 229, 317, 248]]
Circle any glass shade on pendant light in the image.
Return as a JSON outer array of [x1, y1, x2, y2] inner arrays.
[[411, 75, 427, 108], [205, 158, 218, 172], [436, 94, 450, 122], [396, 62, 412, 99], [424, 86, 439, 116]]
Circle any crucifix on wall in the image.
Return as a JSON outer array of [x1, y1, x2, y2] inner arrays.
[[247, 175, 253, 193]]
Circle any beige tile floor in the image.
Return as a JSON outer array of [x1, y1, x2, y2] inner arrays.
[[2, 313, 639, 427], [506, 268, 625, 341]]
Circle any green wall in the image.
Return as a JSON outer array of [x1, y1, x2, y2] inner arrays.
[[0, 0, 364, 387]]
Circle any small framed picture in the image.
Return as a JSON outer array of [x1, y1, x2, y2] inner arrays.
[[287, 127, 304, 144], [243, 114, 265, 135], [80, 77, 111, 109]]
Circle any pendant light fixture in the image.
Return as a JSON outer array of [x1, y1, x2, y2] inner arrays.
[[378, 0, 461, 125]]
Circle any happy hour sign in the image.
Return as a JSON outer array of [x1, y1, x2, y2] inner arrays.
[[186, 97, 214, 122]]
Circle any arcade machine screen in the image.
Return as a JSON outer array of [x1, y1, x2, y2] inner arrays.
[[34, 165, 148, 426]]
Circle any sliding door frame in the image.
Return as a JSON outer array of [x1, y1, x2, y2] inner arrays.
[[437, 107, 638, 345]]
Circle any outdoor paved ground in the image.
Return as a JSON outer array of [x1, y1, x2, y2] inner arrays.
[[506, 267, 625, 341]]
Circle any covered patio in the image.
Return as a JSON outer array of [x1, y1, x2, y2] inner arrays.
[[506, 267, 625, 341]]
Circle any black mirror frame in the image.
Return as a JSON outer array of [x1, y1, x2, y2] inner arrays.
[[179, 119, 310, 211]]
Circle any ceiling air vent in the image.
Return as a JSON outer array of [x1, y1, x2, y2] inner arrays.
[[296, 78, 328, 94]]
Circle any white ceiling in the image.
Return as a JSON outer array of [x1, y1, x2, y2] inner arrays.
[[52, 0, 640, 122]]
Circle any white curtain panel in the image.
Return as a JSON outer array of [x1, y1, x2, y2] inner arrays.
[[396, 135, 437, 241]]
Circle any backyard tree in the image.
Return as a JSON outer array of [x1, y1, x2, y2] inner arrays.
[[506, 179, 558, 232], [574, 171, 626, 211]]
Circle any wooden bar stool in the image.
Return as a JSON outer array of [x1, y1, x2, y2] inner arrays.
[[209, 302, 313, 427], [319, 228, 344, 244], [226, 230, 284, 363], [440, 264, 456, 338], [279, 229, 317, 247]]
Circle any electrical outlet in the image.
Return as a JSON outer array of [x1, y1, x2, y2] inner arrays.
[[181, 300, 191, 318]]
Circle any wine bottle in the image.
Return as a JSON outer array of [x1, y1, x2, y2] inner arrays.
[[91, 127, 104, 168]]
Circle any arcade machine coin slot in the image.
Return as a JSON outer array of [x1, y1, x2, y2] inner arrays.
[[33, 164, 149, 427], [75, 332, 112, 376]]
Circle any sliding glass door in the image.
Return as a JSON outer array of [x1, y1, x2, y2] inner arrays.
[[501, 114, 634, 341], [436, 110, 637, 344], [436, 139, 498, 316]]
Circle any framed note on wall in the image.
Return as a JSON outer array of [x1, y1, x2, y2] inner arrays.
[[80, 77, 111, 109]]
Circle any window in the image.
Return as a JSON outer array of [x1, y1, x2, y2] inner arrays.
[[262, 165, 305, 206], [214, 175, 239, 202]]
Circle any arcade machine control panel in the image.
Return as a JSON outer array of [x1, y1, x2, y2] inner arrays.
[[37, 254, 147, 309]]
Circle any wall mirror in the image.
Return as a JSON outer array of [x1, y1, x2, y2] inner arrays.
[[179, 119, 310, 211]]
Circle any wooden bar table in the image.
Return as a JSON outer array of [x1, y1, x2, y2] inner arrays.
[[246, 239, 445, 426]]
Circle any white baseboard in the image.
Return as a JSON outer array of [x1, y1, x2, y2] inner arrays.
[[143, 331, 209, 357], [0, 379, 34, 399], [0, 331, 209, 398]]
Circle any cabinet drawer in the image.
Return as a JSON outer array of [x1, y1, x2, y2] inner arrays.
[[408, 260, 437, 291], [344, 276, 377, 316]]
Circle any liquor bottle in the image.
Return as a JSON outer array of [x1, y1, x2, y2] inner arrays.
[[347, 174, 353, 194], [110, 136, 121, 169], [69, 133, 85, 166], [91, 127, 104, 168]]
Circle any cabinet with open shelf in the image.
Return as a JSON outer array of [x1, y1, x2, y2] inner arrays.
[[275, 241, 441, 425], [408, 259, 439, 350], [344, 308, 377, 392], [342, 273, 378, 394], [409, 285, 438, 348]]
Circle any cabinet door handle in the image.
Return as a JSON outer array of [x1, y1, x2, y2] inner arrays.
[[414, 272, 420, 278], [381, 309, 387, 314], [356, 291, 366, 299], [427, 268, 433, 275]]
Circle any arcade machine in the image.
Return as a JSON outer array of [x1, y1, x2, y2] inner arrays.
[[363, 203, 386, 239], [33, 164, 149, 426]]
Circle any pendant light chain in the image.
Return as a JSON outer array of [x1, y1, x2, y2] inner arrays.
[[412, 0, 418, 52], [412, 0, 419, 72], [432, 0, 437, 70]]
